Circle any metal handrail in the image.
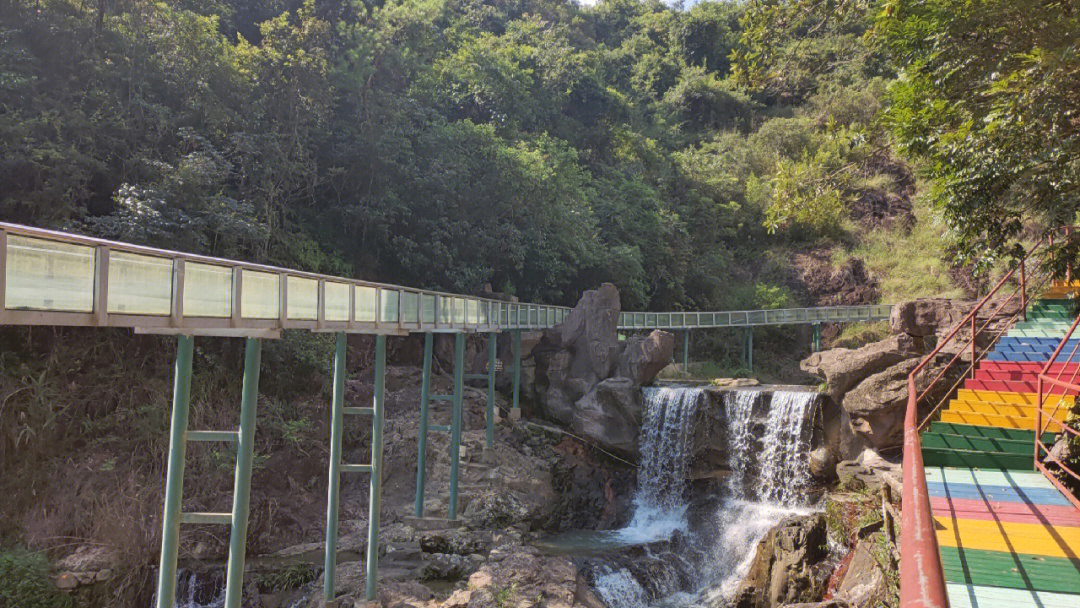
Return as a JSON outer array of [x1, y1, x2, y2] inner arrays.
[[1036, 306, 1080, 510], [900, 233, 1057, 608]]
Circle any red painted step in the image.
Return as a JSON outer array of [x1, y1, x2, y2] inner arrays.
[[964, 378, 1080, 394], [979, 361, 1080, 373]]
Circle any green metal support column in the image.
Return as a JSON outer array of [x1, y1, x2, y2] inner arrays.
[[511, 330, 522, 419], [155, 335, 195, 608], [414, 333, 434, 518], [485, 332, 497, 449], [223, 338, 262, 608], [448, 333, 465, 520], [682, 331, 690, 371], [746, 328, 753, 372], [323, 333, 347, 603], [365, 335, 387, 601], [812, 323, 821, 352]]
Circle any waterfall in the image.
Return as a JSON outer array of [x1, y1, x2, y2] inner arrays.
[[618, 387, 703, 543], [757, 391, 816, 506], [593, 388, 821, 608]]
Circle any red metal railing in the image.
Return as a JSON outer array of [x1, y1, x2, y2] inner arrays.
[[900, 236, 1056, 608], [1036, 296, 1080, 510]]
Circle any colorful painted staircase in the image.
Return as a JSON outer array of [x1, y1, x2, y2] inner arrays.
[[921, 285, 1080, 607]]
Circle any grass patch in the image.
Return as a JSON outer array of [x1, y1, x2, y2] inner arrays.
[[850, 191, 964, 303], [0, 549, 73, 608]]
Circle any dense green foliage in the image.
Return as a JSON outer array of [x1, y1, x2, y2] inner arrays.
[[875, 0, 1080, 266], [0, 0, 917, 311], [0, 549, 73, 608]]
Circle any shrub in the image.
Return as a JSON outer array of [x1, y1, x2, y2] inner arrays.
[[0, 549, 72, 608]]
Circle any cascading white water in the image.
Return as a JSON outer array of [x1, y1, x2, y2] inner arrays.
[[757, 391, 816, 506], [617, 387, 702, 543], [594, 567, 649, 608], [594, 388, 821, 608]]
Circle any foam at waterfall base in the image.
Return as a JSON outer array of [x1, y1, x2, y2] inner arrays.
[[615, 502, 690, 544]]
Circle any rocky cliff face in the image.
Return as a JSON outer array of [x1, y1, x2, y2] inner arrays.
[[530, 283, 674, 456]]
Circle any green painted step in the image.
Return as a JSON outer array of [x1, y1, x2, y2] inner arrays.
[[921, 432, 1034, 455], [940, 546, 1080, 595], [921, 447, 1035, 470], [928, 422, 1055, 444]]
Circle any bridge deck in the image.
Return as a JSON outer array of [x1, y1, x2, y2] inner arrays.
[[922, 291, 1080, 607]]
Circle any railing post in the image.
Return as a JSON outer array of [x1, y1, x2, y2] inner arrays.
[[323, 332, 347, 603], [448, 333, 465, 520], [485, 331, 497, 450], [1037, 376, 1044, 469], [224, 337, 262, 608], [970, 315, 977, 379], [1021, 258, 1028, 321], [511, 329, 522, 420], [414, 332, 433, 518], [365, 334, 387, 601], [155, 335, 194, 608]]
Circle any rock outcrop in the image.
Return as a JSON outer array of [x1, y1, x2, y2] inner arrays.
[[531, 283, 673, 455], [733, 514, 830, 608], [800, 334, 920, 404]]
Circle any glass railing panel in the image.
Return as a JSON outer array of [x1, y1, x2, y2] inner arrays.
[[658, 313, 670, 326], [241, 270, 279, 319], [454, 297, 467, 324], [439, 296, 452, 324], [286, 276, 318, 320], [422, 294, 437, 324], [107, 251, 172, 315], [355, 285, 378, 322], [325, 282, 350, 322], [671, 313, 684, 327], [500, 304, 508, 325], [540, 308, 548, 326], [380, 289, 399, 323], [479, 301, 489, 325], [184, 262, 232, 317], [529, 307, 538, 325], [509, 305, 518, 325], [5, 235, 95, 312], [467, 299, 479, 325], [401, 291, 419, 324], [645, 313, 656, 325]]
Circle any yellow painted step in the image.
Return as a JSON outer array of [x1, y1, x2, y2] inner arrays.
[[948, 400, 1038, 417], [935, 517, 1080, 559], [939, 410, 1062, 432], [956, 390, 1075, 407]]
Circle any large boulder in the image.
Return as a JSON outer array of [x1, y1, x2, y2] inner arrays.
[[890, 298, 971, 337], [571, 378, 643, 455], [835, 540, 888, 607], [733, 514, 829, 608], [534, 283, 622, 423], [617, 330, 675, 385], [801, 334, 921, 403]]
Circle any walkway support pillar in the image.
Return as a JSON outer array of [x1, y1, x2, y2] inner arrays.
[[510, 330, 522, 420], [323, 332, 347, 603], [155, 335, 195, 608], [365, 335, 387, 601], [448, 333, 465, 520], [414, 333, 434, 518], [224, 337, 262, 608], [682, 330, 689, 371], [485, 331, 497, 450], [741, 327, 753, 372], [812, 323, 821, 352]]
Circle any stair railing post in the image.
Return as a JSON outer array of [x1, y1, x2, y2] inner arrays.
[[414, 332, 434, 518], [323, 332, 347, 603], [485, 331, 497, 450], [365, 334, 387, 601], [511, 330, 522, 420], [970, 316, 977, 379], [448, 333, 465, 520], [224, 337, 262, 608], [155, 334, 195, 608], [1021, 258, 1027, 321]]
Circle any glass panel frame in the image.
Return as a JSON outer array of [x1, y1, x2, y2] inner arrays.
[[183, 262, 233, 318], [286, 275, 319, 320], [380, 288, 399, 324], [107, 251, 173, 315], [324, 282, 350, 322], [5, 235, 96, 313], [355, 286, 378, 323], [241, 270, 280, 319]]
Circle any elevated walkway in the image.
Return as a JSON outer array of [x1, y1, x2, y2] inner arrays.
[[920, 282, 1080, 607]]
